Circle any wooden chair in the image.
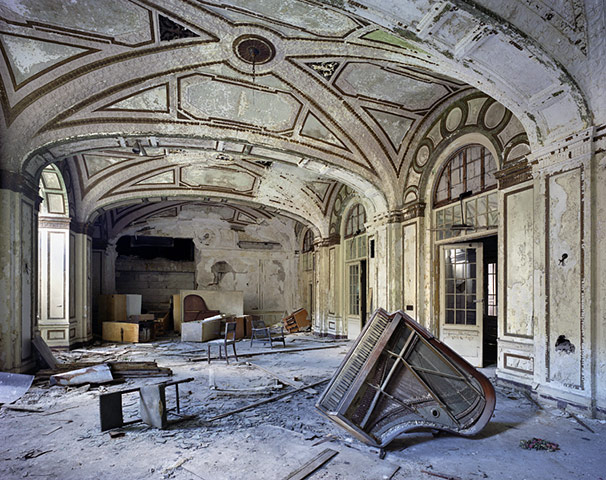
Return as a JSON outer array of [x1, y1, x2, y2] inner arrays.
[[207, 322, 238, 364], [250, 318, 286, 348]]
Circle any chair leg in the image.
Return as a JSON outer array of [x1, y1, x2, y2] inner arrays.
[[268, 333, 273, 348], [232, 343, 238, 362], [250, 333, 254, 348], [281, 335, 286, 348], [207, 344, 211, 364], [224, 344, 229, 365]]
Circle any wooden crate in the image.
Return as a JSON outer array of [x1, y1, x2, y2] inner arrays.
[[283, 308, 310, 333], [102, 321, 154, 343], [99, 295, 127, 322]]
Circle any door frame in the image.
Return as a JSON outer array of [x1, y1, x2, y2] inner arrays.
[[438, 242, 484, 367]]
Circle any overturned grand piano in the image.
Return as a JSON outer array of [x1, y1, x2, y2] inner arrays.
[[316, 308, 496, 448]]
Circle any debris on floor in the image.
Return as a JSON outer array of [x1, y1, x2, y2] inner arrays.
[[1, 333, 604, 480], [519, 437, 560, 451], [50, 364, 113, 386]]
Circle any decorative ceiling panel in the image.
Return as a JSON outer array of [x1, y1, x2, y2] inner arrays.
[[0, 0, 154, 47], [0, 33, 95, 89], [201, 0, 361, 38], [334, 63, 451, 112], [178, 73, 301, 133], [99, 83, 169, 113]]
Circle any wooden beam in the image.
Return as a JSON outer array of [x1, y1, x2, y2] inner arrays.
[[205, 378, 329, 422], [282, 449, 338, 480]]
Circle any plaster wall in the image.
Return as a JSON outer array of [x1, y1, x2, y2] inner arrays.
[[110, 210, 299, 322], [595, 148, 606, 415], [0, 188, 36, 372]]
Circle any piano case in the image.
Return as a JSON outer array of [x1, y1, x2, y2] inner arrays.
[[316, 308, 496, 448]]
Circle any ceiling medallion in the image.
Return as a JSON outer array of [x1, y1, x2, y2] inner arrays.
[[233, 35, 276, 65]]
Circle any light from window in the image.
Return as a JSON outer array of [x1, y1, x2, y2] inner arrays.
[[487, 262, 497, 317], [345, 204, 366, 238], [302, 229, 314, 253], [434, 145, 497, 208]]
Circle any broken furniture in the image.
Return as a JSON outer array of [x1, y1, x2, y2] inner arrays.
[[99, 377, 194, 431], [250, 318, 286, 348], [183, 294, 220, 323], [207, 322, 239, 364], [283, 308, 310, 333], [181, 315, 222, 342], [316, 308, 496, 449], [232, 315, 250, 339]]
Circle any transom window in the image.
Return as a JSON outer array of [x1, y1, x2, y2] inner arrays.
[[434, 145, 497, 208], [302, 229, 314, 253], [345, 204, 366, 238]]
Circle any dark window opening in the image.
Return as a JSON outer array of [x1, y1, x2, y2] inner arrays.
[[116, 235, 194, 261]]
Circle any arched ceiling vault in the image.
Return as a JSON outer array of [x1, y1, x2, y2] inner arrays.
[[0, 0, 592, 218]]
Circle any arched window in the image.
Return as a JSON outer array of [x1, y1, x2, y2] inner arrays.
[[433, 144, 497, 208], [302, 229, 314, 253], [345, 204, 366, 238]]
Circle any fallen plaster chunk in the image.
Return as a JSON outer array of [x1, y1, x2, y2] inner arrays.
[[49, 364, 113, 386]]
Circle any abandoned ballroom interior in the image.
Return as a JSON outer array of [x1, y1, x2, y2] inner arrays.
[[0, 0, 606, 426]]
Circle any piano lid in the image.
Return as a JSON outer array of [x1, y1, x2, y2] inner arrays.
[[316, 308, 496, 448]]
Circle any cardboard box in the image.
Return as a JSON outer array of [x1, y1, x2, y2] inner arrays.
[[181, 317, 222, 342], [102, 321, 154, 343]]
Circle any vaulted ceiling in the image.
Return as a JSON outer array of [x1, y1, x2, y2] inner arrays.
[[0, 0, 594, 237]]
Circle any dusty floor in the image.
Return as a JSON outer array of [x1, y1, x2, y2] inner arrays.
[[1, 334, 605, 480]]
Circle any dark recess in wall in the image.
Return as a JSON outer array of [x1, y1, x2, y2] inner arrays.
[[116, 235, 194, 261]]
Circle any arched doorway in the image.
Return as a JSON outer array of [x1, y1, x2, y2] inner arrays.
[[432, 144, 499, 367], [342, 203, 368, 339]]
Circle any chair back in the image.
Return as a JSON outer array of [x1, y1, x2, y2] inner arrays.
[[224, 322, 237, 341], [251, 318, 267, 329]]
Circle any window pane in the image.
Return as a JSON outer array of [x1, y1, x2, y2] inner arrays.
[[446, 310, 455, 324], [466, 310, 477, 325]]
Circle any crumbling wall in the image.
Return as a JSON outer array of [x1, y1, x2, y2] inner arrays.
[[112, 210, 298, 318]]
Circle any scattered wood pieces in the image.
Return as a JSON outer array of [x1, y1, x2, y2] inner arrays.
[[23, 449, 53, 460], [523, 391, 542, 410], [205, 378, 330, 423], [420, 470, 462, 480], [567, 412, 595, 434], [162, 456, 191, 474], [43, 426, 62, 436], [312, 434, 337, 447], [247, 362, 317, 394], [37, 361, 172, 380], [109, 431, 125, 439], [1, 405, 44, 413], [282, 448, 338, 480], [187, 344, 341, 362]]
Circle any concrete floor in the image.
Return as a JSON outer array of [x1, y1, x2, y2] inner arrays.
[[1, 334, 605, 480]]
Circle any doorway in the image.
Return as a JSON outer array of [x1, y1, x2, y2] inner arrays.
[[438, 235, 498, 367]]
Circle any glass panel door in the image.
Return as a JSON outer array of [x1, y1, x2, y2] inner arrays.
[[440, 243, 484, 367]]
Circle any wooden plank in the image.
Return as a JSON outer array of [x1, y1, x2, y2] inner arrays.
[[205, 378, 329, 422], [173, 294, 182, 333], [32, 334, 58, 369], [102, 322, 140, 343], [282, 449, 338, 480]]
